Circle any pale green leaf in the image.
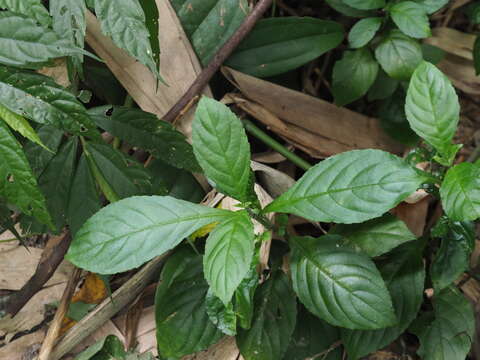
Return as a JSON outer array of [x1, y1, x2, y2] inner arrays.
[[264, 149, 426, 224], [0, 120, 52, 227], [391, 1, 431, 39], [290, 236, 396, 329], [406, 61, 460, 160], [332, 48, 378, 106], [331, 213, 416, 257], [440, 162, 480, 221], [341, 241, 425, 359], [415, 0, 449, 13], [343, 0, 385, 10], [237, 271, 297, 360], [0, 103, 47, 150], [192, 97, 254, 203], [94, 0, 161, 80], [348, 17, 382, 48], [226, 17, 344, 78], [0, 0, 50, 26], [66, 196, 234, 274], [375, 30, 423, 80], [155, 248, 223, 358], [204, 210, 254, 305], [413, 287, 474, 360]]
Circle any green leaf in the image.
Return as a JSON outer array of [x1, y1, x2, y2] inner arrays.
[[331, 213, 416, 257], [155, 248, 223, 358], [474, 36, 480, 75], [139, 0, 159, 72], [415, 0, 449, 13], [89, 106, 199, 172], [24, 125, 64, 177], [67, 301, 96, 322], [290, 236, 396, 329], [86, 142, 152, 199], [205, 290, 237, 336], [66, 196, 234, 274], [50, 0, 87, 76], [0, 66, 100, 139], [226, 17, 344, 78], [172, 0, 249, 65], [0, 103, 47, 150], [67, 154, 102, 236], [0, 0, 50, 26], [348, 17, 382, 48], [422, 43, 445, 64], [378, 88, 419, 146], [237, 271, 297, 360], [343, 0, 385, 10], [0, 12, 89, 68], [412, 287, 474, 360], [0, 120, 52, 227], [235, 261, 259, 330], [341, 241, 425, 359], [93, 0, 161, 80], [204, 210, 255, 305], [367, 69, 399, 101], [76, 335, 126, 360], [83, 64, 126, 105], [332, 48, 378, 106], [325, 0, 374, 17], [390, 1, 431, 39], [375, 30, 423, 80], [406, 61, 460, 162], [193, 97, 253, 203], [284, 307, 341, 360], [265, 149, 426, 224], [431, 221, 475, 291], [23, 137, 78, 233]]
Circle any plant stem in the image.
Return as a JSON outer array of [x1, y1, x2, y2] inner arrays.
[[467, 146, 480, 163], [242, 118, 312, 171], [162, 0, 274, 123]]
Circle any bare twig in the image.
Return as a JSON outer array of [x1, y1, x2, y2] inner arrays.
[[38, 267, 82, 360], [2, 232, 72, 316], [162, 0, 273, 123]]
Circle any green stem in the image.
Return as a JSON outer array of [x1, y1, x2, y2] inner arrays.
[[242, 118, 312, 171], [123, 94, 134, 108]]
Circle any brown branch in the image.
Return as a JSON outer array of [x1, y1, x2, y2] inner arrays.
[[162, 0, 274, 123], [3, 232, 72, 316]]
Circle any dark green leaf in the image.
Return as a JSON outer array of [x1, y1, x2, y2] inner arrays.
[[89, 106, 199, 172], [205, 290, 237, 336], [348, 17, 382, 48], [343, 0, 385, 10], [172, 0, 249, 65], [139, 0, 159, 72], [93, 0, 161, 80], [66, 196, 234, 274], [0, 66, 100, 139], [284, 307, 341, 360], [0, 0, 50, 26], [192, 97, 254, 202], [377, 89, 419, 146], [367, 69, 399, 101], [83, 64, 126, 105], [226, 17, 344, 78], [431, 221, 475, 291], [412, 287, 474, 360], [415, 0, 449, 13], [67, 301, 96, 322], [86, 142, 152, 199], [422, 43, 445, 64], [406, 62, 460, 163], [204, 210, 255, 304], [155, 248, 223, 358], [76, 335, 126, 360], [325, 0, 374, 17], [265, 149, 427, 224], [0, 12, 88, 68], [331, 213, 416, 257], [0, 120, 52, 227], [24, 125, 64, 177], [332, 48, 378, 106], [390, 1, 431, 39], [237, 271, 297, 360], [341, 241, 425, 359], [235, 261, 259, 330], [290, 236, 396, 329], [375, 30, 423, 80], [67, 154, 102, 236]]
